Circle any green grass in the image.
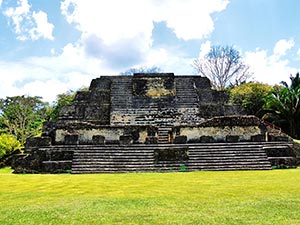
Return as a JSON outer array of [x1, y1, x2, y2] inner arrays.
[[1, 168, 300, 225]]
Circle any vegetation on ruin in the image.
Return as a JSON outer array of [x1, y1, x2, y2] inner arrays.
[[1, 168, 300, 224], [229, 82, 273, 116]]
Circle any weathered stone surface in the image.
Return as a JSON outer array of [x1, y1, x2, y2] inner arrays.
[[75, 91, 91, 102], [199, 115, 261, 127], [120, 135, 133, 145], [154, 148, 189, 162], [64, 135, 79, 145], [145, 136, 158, 144], [133, 73, 175, 98], [268, 135, 290, 142], [42, 161, 72, 173], [226, 135, 240, 143], [25, 137, 51, 148], [173, 135, 187, 144], [48, 150, 73, 161], [200, 136, 214, 143], [89, 77, 111, 90], [105, 140, 120, 145], [92, 135, 105, 145], [251, 134, 266, 142]]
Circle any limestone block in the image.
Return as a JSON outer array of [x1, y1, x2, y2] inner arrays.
[[74, 91, 91, 102], [85, 104, 110, 123], [90, 90, 110, 103], [92, 135, 105, 145], [200, 136, 214, 143], [49, 150, 73, 161], [154, 148, 189, 162], [120, 135, 133, 145], [173, 135, 187, 144], [89, 77, 111, 90], [64, 135, 79, 145], [226, 135, 240, 142], [25, 137, 51, 148], [145, 136, 158, 144], [251, 134, 266, 142]]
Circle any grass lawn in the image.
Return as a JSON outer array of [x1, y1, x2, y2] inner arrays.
[[1, 168, 300, 225]]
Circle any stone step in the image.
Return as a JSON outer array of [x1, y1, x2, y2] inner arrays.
[[47, 142, 281, 173], [72, 161, 154, 166], [41, 142, 276, 151], [72, 168, 155, 174]]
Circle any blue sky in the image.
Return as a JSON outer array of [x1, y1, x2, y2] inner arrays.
[[0, 0, 299, 102]]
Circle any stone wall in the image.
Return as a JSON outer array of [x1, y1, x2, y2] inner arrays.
[[54, 123, 154, 144], [172, 116, 264, 143], [58, 76, 111, 124], [133, 73, 175, 98]]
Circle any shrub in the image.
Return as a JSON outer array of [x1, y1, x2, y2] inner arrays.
[[0, 134, 21, 159]]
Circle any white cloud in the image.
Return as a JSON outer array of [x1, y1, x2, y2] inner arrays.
[[272, 39, 294, 59], [61, 0, 228, 42], [4, 0, 54, 41], [145, 47, 195, 75], [31, 11, 54, 40], [198, 41, 211, 58], [0, 0, 3, 7], [0, 42, 117, 102], [0, 0, 229, 102], [60, 0, 229, 68], [245, 40, 297, 85]]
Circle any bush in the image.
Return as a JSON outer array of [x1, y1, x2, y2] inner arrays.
[[0, 134, 21, 159]]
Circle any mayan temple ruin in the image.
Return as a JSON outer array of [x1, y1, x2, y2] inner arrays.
[[13, 73, 297, 173]]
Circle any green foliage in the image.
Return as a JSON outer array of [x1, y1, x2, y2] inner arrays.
[[47, 90, 77, 121], [230, 82, 273, 116], [1, 169, 300, 224], [0, 134, 21, 159], [48, 87, 88, 122], [0, 95, 49, 145], [264, 73, 300, 138]]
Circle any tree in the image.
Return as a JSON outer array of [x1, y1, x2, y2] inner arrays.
[[0, 96, 49, 145], [47, 90, 77, 122], [47, 87, 88, 122], [0, 133, 21, 159], [193, 45, 252, 90], [230, 82, 273, 116], [120, 66, 162, 75], [264, 73, 300, 139]]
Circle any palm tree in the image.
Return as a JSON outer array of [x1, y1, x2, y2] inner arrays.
[[265, 73, 300, 138]]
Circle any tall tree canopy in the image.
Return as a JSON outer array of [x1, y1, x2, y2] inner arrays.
[[0, 96, 49, 145], [47, 87, 88, 122], [48, 90, 77, 122], [193, 45, 251, 90], [230, 82, 273, 116], [264, 73, 300, 139]]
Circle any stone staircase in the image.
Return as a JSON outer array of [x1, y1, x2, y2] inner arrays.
[[157, 126, 172, 144], [186, 143, 271, 171], [175, 77, 203, 124], [70, 142, 273, 173], [110, 76, 133, 125], [175, 77, 199, 108]]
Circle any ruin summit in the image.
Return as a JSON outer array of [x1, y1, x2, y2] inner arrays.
[[13, 73, 297, 173]]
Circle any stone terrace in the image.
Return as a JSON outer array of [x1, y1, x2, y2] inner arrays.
[[12, 73, 297, 173]]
